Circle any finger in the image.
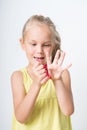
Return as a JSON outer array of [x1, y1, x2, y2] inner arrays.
[[34, 62, 43, 72], [41, 76, 49, 85], [58, 51, 65, 66], [37, 64, 44, 70], [65, 63, 72, 70], [39, 68, 46, 75], [62, 63, 72, 71], [46, 52, 51, 66], [34, 61, 40, 67], [53, 50, 60, 64]]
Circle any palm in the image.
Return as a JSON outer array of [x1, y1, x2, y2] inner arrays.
[[48, 64, 63, 79], [46, 50, 71, 80]]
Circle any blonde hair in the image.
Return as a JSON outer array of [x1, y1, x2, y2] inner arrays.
[[22, 15, 61, 62]]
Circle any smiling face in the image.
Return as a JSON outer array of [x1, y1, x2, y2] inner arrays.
[[20, 23, 54, 66]]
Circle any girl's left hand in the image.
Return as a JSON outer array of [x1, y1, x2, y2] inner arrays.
[[46, 50, 72, 80]]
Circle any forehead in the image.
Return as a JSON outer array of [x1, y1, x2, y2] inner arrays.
[[24, 23, 52, 41], [26, 22, 51, 33]]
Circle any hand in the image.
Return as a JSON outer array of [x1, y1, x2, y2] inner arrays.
[[46, 50, 72, 80], [31, 62, 49, 86]]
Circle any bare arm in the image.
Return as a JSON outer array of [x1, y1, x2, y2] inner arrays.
[[46, 50, 74, 116], [11, 71, 41, 123], [11, 63, 49, 123], [53, 70, 74, 116]]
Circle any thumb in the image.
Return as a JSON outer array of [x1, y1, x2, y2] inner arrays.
[[46, 52, 51, 66]]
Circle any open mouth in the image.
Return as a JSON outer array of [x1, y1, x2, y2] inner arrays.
[[34, 56, 45, 62]]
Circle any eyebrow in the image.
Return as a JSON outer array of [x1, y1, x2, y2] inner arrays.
[[43, 41, 51, 43], [29, 40, 51, 44]]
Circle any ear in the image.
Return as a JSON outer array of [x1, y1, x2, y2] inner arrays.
[[19, 38, 25, 50]]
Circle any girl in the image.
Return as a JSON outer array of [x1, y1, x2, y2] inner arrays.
[[11, 15, 74, 130]]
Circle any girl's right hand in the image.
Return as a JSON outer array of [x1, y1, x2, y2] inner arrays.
[[30, 62, 49, 86]]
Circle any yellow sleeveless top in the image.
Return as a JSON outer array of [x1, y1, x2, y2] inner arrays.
[[12, 68, 72, 130]]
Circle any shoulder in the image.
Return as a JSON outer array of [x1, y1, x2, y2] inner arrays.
[[11, 70, 22, 79], [11, 70, 23, 86]]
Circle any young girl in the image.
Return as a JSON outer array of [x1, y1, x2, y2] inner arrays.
[[11, 15, 74, 130]]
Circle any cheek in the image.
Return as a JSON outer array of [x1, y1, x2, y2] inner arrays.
[[27, 49, 34, 56], [24, 47, 33, 58], [47, 47, 53, 55], [25, 45, 34, 53]]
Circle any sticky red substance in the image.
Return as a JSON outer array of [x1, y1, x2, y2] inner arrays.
[[43, 64, 51, 79]]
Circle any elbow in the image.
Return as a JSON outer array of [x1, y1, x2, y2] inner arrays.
[[62, 105, 74, 116], [16, 118, 26, 124], [64, 109, 74, 116], [16, 116, 26, 124], [15, 113, 27, 124], [14, 107, 32, 124]]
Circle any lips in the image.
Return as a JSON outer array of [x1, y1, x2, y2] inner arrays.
[[34, 56, 45, 62], [34, 56, 44, 60]]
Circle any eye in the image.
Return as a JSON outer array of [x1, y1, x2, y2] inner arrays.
[[32, 43, 36, 46], [43, 44, 51, 47], [28, 42, 37, 46]]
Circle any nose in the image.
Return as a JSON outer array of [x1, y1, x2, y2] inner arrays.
[[37, 45, 43, 53]]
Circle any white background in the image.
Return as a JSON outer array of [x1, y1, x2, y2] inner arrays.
[[0, 0, 87, 130]]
